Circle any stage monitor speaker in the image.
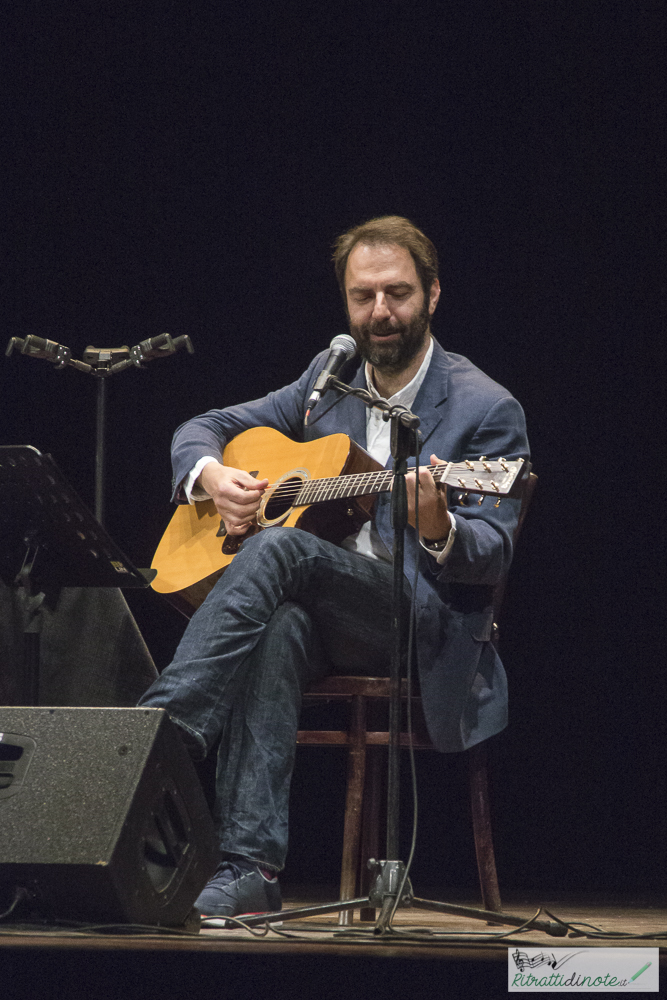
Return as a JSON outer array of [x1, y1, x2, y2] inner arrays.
[[0, 707, 217, 925]]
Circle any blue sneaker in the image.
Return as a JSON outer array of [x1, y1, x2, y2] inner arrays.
[[195, 859, 281, 918]]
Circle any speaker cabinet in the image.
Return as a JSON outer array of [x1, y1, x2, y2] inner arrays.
[[0, 707, 217, 925]]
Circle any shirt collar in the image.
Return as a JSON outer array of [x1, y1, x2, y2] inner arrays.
[[364, 336, 434, 408]]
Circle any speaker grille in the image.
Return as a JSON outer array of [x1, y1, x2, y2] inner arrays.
[[0, 707, 217, 925]]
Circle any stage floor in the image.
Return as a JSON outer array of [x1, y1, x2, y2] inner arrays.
[[2, 889, 667, 959], [3, 892, 667, 1000]]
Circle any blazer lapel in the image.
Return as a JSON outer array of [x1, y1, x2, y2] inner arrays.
[[410, 338, 450, 450], [343, 360, 369, 451]]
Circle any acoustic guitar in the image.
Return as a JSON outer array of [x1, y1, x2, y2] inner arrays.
[[150, 426, 525, 616]]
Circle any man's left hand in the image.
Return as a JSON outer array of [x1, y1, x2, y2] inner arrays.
[[405, 453, 450, 543]]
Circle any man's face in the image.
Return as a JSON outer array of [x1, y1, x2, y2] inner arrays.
[[344, 242, 440, 374]]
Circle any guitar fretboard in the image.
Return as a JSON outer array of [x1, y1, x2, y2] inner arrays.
[[294, 459, 521, 507], [297, 468, 395, 505]]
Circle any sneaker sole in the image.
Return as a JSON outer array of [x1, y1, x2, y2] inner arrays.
[[202, 913, 283, 928]]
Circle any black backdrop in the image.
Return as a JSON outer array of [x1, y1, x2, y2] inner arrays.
[[2, 2, 664, 898]]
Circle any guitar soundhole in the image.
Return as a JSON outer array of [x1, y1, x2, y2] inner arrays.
[[263, 477, 302, 522]]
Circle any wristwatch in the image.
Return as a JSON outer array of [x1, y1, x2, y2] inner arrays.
[[423, 534, 450, 552]]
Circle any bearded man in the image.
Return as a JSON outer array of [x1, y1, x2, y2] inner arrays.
[[139, 216, 529, 918]]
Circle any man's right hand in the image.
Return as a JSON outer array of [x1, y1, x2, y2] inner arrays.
[[198, 461, 269, 536]]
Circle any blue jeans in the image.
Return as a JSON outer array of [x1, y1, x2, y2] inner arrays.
[[139, 527, 408, 871]]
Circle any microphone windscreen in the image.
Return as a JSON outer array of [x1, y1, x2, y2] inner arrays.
[[328, 333, 357, 359]]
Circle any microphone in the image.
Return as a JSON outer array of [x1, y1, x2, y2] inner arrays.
[[305, 334, 358, 421]]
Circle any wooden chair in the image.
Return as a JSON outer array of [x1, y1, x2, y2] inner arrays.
[[296, 472, 537, 924]]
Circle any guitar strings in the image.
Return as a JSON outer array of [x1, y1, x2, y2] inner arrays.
[[249, 458, 514, 504], [261, 463, 451, 501]]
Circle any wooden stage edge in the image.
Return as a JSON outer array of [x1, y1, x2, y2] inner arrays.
[[2, 890, 667, 962]]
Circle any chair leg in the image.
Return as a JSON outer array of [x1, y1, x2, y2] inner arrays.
[[468, 740, 502, 913], [337, 695, 367, 926], [359, 745, 383, 921]]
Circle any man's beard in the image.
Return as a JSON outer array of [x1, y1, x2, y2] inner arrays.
[[350, 300, 431, 375]]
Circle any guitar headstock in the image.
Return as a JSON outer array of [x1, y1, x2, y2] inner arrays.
[[433, 457, 525, 497]]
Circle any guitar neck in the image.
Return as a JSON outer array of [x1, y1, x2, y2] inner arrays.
[[296, 458, 523, 507]]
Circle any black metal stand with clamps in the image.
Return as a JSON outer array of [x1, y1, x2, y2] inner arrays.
[[6, 332, 194, 527]]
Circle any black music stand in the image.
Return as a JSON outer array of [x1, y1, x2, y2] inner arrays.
[[0, 445, 156, 705]]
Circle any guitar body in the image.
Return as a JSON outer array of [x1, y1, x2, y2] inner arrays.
[[151, 427, 382, 617]]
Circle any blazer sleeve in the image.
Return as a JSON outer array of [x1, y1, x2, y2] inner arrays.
[[170, 354, 323, 502], [433, 394, 530, 587]]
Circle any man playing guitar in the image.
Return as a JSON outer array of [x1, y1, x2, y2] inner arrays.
[[140, 216, 529, 919]]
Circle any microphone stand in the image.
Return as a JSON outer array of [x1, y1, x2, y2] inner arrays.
[[217, 374, 567, 940], [6, 333, 194, 526], [331, 383, 422, 929]]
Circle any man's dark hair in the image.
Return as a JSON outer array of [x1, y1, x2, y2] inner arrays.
[[332, 215, 439, 297]]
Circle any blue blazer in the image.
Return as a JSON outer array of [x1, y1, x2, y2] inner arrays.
[[171, 339, 530, 752]]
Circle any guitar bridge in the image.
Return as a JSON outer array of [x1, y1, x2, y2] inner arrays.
[[221, 534, 244, 555], [221, 523, 260, 554]]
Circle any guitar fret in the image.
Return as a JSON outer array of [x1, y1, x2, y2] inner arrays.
[[294, 459, 521, 507], [299, 470, 395, 505]]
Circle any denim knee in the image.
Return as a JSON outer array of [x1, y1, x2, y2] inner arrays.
[[242, 525, 321, 560]]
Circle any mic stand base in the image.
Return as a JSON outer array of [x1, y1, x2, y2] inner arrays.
[[220, 879, 568, 937]]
